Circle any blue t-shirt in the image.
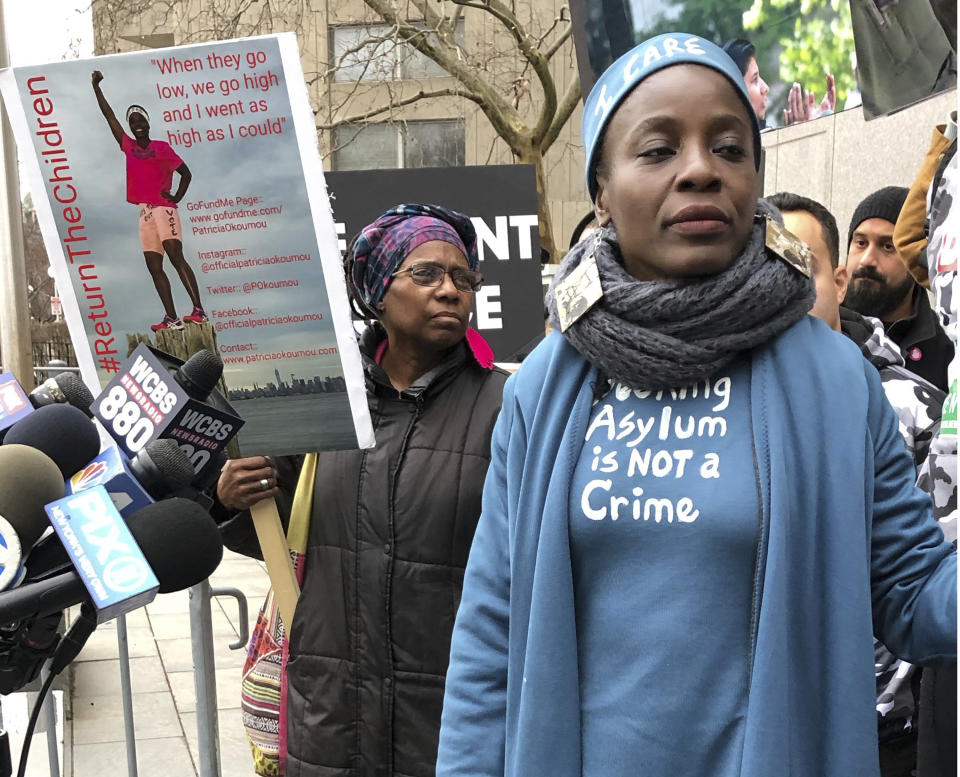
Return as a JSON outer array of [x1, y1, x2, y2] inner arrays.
[[570, 359, 760, 777]]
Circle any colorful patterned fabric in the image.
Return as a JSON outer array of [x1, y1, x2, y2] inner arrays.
[[348, 203, 479, 311], [241, 453, 317, 776]]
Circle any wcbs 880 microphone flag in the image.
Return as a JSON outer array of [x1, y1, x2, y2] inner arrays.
[[92, 344, 243, 485]]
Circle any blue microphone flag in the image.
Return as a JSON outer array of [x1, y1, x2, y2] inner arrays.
[[44, 486, 158, 623]]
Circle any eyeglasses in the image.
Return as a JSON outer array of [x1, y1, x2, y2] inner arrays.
[[391, 262, 483, 293]]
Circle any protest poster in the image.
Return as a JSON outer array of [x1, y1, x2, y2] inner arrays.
[[0, 34, 374, 457], [326, 165, 545, 363]]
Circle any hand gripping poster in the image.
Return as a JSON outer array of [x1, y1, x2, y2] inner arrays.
[[0, 34, 374, 456]]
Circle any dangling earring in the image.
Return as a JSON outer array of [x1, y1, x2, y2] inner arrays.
[[579, 221, 609, 272]]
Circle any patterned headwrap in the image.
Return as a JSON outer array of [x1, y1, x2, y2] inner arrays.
[[347, 203, 479, 314]]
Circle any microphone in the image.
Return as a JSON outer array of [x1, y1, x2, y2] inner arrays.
[[3, 404, 101, 480], [0, 494, 223, 625], [47, 498, 223, 677], [30, 440, 195, 582], [1, 371, 95, 445], [0, 516, 23, 593], [129, 438, 196, 496], [0, 373, 35, 442], [30, 372, 94, 416], [68, 438, 196, 514], [125, 498, 224, 592], [0, 445, 66, 552], [174, 349, 223, 401], [92, 344, 243, 480]]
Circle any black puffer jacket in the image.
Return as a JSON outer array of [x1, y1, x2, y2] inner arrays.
[[280, 327, 507, 777]]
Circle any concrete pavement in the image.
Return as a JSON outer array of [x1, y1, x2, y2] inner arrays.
[[11, 549, 271, 777]]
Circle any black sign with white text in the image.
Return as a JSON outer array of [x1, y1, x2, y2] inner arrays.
[[326, 165, 544, 362]]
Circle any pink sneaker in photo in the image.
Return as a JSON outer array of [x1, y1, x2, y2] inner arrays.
[[151, 314, 184, 331], [183, 307, 208, 324]]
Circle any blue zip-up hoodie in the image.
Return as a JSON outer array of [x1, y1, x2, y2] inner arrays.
[[436, 318, 956, 777]]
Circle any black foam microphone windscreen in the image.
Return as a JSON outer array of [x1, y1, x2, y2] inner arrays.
[[30, 373, 95, 416], [125, 498, 224, 592], [3, 404, 101, 479], [131, 439, 196, 496], [174, 350, 223, 400]]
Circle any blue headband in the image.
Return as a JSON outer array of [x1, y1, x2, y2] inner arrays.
[[582, 32, 762, 201]]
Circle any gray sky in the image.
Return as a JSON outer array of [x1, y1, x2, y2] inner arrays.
[[6, 0, 93, 66]]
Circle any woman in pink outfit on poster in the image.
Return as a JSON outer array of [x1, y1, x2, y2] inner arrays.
[[92, 69, 207, 331]]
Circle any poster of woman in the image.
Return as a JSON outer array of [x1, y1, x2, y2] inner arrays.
[[0, 34, 374, 455]]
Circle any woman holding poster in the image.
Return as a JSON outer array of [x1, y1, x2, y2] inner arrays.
[[434, 33, 956, 777], [217, 204, 508, 777], [91, 70, 208, 332]]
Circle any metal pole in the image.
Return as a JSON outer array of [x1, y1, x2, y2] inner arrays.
[[39, 664, 59, 777], [116, 614, 139, 777], [0, 701, 10, 777], [0, 0, 33, 389], [189, 580, 221, 777]]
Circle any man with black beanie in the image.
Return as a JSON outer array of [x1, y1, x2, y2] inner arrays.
[[844, 186, 954, 390]]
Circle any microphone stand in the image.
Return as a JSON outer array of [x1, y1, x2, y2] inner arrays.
[[0, 702, 12, 777]]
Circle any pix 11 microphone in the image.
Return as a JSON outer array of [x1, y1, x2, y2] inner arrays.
[[3, 404, 101, 480], [0, 493, 223, 625], [38, 486, 159, 624], [46, 497, 224, 678], [32, 440, 196, 581]]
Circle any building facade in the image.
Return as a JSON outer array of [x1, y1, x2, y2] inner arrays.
[[91, 0, 591, 257]]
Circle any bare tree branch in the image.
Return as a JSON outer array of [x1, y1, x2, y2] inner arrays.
[[450, 0, 557, 141], [544, 22, 572, 61], [93, 0, 581, 263], [316, 87, 476, 129], [541, 72, 581, 153], [535, 7, 567, 53], [369, 0, 527, 147]]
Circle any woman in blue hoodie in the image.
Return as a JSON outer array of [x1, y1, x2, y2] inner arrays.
[[435, 33, 956, 777]]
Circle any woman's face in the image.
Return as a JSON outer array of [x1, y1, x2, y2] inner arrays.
[[743, 57, 769, 119], [380, 240, 473, 354], [595, 65, 758, 281], [128, 112, 150, 140]]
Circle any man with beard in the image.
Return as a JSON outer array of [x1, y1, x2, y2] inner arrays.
[[844, 186, 954, 390]]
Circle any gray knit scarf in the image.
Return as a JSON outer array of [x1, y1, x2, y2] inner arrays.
[[546, 200, 815, 391]]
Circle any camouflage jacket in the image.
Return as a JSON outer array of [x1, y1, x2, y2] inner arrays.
[[841, 308, 944, 475], [841, 306, 954, 743]]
